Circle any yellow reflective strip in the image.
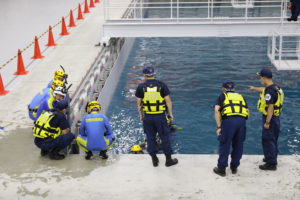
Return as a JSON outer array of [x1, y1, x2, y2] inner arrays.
[[76, 137, 89, 152], [86, 118, 103, 122]]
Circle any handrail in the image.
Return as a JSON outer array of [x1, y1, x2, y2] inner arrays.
[[104, 0, 289, 22]]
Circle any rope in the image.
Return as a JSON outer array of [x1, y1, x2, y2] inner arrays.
[[0, 0, 85, 70]]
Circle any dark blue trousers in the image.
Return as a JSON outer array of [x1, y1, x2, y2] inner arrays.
[[34, 133, 75, 151], [218, 116, 246, 169], [291, 2, 300, 20], [143, 113, 172, 155], [262, 115, 280, 164]]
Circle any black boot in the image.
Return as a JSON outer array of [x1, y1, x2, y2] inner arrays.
[[263, 158, 266, 162], [85, 151, 93, 160], [230, 166, 238, 174], [165, 154, 178, 167], [213, 167, 226, 177], [99, 150, 108, 159], [259, 163, 277, 171], [49, 149, 65, 160], [150, 154, 159, 167], [40, 149, 48, 156]]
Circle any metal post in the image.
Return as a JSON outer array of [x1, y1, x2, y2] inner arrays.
[[171, 0, 173, 19], [177, 0, 179, 23], [272, 34, 276, 62], [134, 0, 136, 19], [140, 0, 143, 23], [211, 0, 214, 22], [245, 0, 248, 22], [279, 35, 283, 67], [208, 0, 210, 19], [280, 0, 284, 24], [104, 0, 107, 21]]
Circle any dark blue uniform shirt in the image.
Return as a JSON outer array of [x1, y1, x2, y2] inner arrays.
[[135, 79, 170, 99], [264, 84, 279, 105], [49, 112, 70, 130]]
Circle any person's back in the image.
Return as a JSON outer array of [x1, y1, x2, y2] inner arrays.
[[81, 113, 113, 151], [77, 101, 115, 160]]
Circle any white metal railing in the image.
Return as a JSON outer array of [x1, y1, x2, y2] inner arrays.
[[268, 30, 300, 69], [104, 0, 289, 23]]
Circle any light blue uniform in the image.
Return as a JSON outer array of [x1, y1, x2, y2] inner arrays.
[[28, 88, 51, 120], [77, 112, 115, 151], [47, 80, 53, 88], [36, 97, 57, 120]]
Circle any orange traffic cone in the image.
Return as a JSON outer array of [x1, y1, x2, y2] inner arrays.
[[68, 10, 76, 27], [31, 36, 44, 59], [84, 0, 90, 13], [0, 73, 9, 96], [15, 49, 29, 75], [95, 0, 100, 3], [77, 3, 84, 20], [46, 26, 57, 46], [60, 17, 70, 36], [90, 0, 95, 8]]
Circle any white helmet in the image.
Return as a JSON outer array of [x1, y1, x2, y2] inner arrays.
[[53, 86, 66, 97]]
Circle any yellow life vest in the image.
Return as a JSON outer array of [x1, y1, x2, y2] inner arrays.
[[33, 111, 61, 139], [257, 86, 284, 116], [221, 92, 249, 118], [142, 86, 166, 114]]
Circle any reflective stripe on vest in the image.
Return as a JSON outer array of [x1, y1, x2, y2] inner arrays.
[[33, 111, 61, 139], [142, 86, 166, 114], [221, 92, 249, 118], [257, 87, 284, 116]]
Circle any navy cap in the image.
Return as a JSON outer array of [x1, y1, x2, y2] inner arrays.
[[142, 65, 155, 76], [56, 99, 69, 110], [222, 81, 235, 91], [257, 68, 272, 78]]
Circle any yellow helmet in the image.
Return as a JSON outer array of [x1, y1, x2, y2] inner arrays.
[[87, 101, 101, 113], [51, 80, 64, 90], [131, 145, 142, 152], [54, 70, 65, 80]]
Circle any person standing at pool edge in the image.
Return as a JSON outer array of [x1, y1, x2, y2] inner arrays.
[[135, 65, 178, 167], [213, 81, 249, 177], [250, 68, 284, 171]]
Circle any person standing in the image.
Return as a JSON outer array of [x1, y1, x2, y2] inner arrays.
[[250, 68, 284, 170], [213, 81, 249, 177], [287, 0, 300, 21], [135, 65, 178, 167]]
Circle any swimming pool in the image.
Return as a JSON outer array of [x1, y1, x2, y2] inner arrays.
[[107, 37, 300, 155]]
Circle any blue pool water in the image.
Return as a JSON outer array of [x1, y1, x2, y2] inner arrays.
[[107, 37, 300, 155]]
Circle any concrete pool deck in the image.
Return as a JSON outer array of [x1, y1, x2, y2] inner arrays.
[[0, 1, 299, 199]]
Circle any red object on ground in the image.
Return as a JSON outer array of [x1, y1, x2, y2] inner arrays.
[[95, 0, 100, 3], [60, 17, 70, 36], [68, 10, 76, 27], [90, 0, 95, 8], [46, 26, 57, 46], [84, 0, 90, 13], [0, 73, 9, 95], [15, 49, 29, 75], [77, 4, 84, 20], [31, 36, 45, 59]]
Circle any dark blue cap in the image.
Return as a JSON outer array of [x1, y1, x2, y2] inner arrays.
[[257, 68, 272, 78], [222, 81, 235, 90], [142, 65, 155, 76], [56, 99, 68, 110]]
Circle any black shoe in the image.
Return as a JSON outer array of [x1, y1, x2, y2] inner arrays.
[[259, 163, 277, 171], [99, 150, 108, 159], [49, 149, 65, 160], [165, 158, 178, 167], [85, 151, 93, 160], [230, 166, 238, 174], [263, 158, 266, 162], [151, 155, 159, 167], [40, 149, 48, 156], [287, 18, 293, 21], [213, 167, 226, 177]]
